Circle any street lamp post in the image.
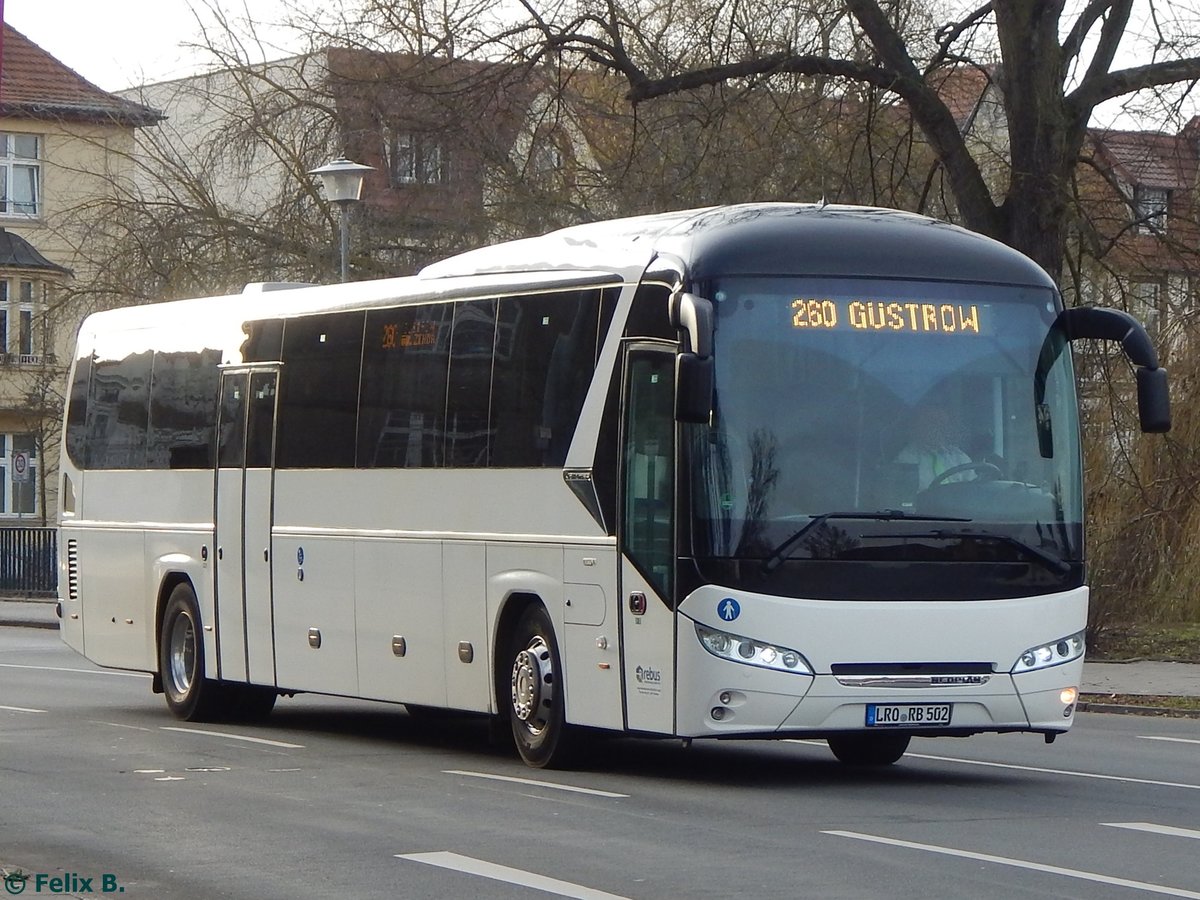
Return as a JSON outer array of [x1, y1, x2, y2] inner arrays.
[[308, 157, 374, 282]]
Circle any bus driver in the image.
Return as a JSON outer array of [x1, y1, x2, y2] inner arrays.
[[895, 403, 972, 490]]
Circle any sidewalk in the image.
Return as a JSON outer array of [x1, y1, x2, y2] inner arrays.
[[3, 598, 1198, 703], [1080, 660, 1200, 698], [0, 597, 59, 630]]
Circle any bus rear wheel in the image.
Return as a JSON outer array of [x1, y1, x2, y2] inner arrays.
[[507, 605, 573, 768], [159, 583, 223, 721], [827, 733, 911, 766]]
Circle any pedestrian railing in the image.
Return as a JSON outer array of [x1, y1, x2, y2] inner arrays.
[[0, 526, 57, 597]]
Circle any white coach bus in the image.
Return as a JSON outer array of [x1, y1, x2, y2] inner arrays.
[[58, 204, 1169, 767]]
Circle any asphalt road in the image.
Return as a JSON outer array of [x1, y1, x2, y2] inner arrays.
[[3, 626, 1199, 900]]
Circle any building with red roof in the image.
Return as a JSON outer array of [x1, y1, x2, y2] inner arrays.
[[0, 23, 162, 526]]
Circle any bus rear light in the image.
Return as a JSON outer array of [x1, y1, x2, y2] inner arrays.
[[695, 622, 812, 675]]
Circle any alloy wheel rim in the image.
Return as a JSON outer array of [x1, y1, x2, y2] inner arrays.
[[168, 612, 196, 697], [511, 636, 554, 735]]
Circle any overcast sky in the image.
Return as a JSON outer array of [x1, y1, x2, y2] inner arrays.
[[3, 0, 1193, 129], [4, 0, 300, 91]]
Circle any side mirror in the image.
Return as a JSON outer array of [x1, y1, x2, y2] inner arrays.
[[1039, 306, 1171, 434], [1137, 366, 1171, 433], [676, 353, 713, 424], [669, 292, 713, 358], [670, 292, 715, 422]]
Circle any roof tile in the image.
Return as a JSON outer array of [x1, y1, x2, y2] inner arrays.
[[0, 23, 162, 125]]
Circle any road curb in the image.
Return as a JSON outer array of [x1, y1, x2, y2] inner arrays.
[[0, 619, 59, 630], [1077, 698, 1200, 719]]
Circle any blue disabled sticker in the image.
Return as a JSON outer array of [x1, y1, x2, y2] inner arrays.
[[718, 598, 741, 621]]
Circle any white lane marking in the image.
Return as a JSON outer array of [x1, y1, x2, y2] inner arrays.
[[97, 721, 153, 732], [903, 751, 1200, 791], [397, 851, 630, 900], [443, 769, 629, 798], [0, 663, 149, 679], [160, 726, 304, 749], [0, 704, 46, 713], [134, 769, 166, 774], [1104, 822, 1200, 841], [1140, 736, 1200, 746], [785, 739, 1200, 792], [824, 831, 1200, 899]]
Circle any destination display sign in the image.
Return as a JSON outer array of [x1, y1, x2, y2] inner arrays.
[[791, 298, 983, 335]]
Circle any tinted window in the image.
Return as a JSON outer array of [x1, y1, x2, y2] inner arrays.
[[242, 318, 283, 363], [87, 345, 152, 469], [358, 304, 452, 467], [246, 372, 278, 468], [624, 283, 674, 340], [64, 351, 91, 469], [147, 349, 221, 469], [218, 373, 246, 468], [277, 312, 364, 468], [446, 299, 496, 467], [490, 291, 601, 467]]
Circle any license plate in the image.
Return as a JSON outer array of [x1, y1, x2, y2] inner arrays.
[[866, 703, 952, 727]]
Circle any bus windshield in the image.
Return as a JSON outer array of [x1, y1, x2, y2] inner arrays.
[[686, 276, 1083, 600]]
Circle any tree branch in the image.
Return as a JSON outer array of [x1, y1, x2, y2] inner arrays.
[[1079, 0, 1133, 89], [1062, 0, 1115, 64], [930, 3, 993, 71], [1069, 56, 1200, 114]]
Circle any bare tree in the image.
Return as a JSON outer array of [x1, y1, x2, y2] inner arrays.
[[514, 0, 1200, 281]]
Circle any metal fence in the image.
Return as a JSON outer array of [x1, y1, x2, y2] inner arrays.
[[0, 527, 57, 596]]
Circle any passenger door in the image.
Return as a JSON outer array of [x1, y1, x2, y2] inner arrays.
[[618, 344, 677, 734], [214, 367, 279, 685]]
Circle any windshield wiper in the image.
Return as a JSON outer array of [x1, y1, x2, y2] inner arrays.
[[885, 529, 1073, 576], [760, 511, 971, 574]]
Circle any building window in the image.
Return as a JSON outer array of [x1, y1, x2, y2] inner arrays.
[[1133, 186, 1169, 234], [0, 434, 38, 516], [1128, 280, 1164, 338], [0, 133, 41, 218], [0, 279, 46, 363], [382, 128, 448, 185]]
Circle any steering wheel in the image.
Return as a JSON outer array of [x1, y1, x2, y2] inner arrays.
[[926, 461, 1002, 488]]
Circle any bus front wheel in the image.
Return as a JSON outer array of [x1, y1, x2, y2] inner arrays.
[[159, 583, 222, 721], [507, 605, 573, 768], [827, 733, 911, 766]]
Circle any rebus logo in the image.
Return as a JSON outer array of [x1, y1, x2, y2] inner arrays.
[[635, 665, 662, 684]]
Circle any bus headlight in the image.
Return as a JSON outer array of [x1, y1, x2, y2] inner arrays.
[[695, 623, 812, 675], [1012, 630, 1085, 673]]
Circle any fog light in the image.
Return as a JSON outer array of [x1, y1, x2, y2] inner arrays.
[[1060, 687, 1078, 705], [719, 691, 732, 705], [711, 707, 725, 721]]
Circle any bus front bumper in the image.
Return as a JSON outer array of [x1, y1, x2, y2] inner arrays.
[[676, 649, 1082, 739]]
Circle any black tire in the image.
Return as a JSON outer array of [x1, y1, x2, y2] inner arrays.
[[227, 683, 277, 722], [827, 733, 911, 766], [506, 605, 573, 768], [159, 583, 223, 721]]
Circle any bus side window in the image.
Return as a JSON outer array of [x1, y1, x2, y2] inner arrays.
[[87, 345, 151, 470], [359, 304, 451, 468], [491, 290, 600, 467], [148, 349, 221, 469], [445, 299, 497, 468], [65, 351, 92, 469], [277, 312, 364, 469]]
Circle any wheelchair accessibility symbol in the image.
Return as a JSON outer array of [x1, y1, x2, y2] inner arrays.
[[718, 598, 740, 621]]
